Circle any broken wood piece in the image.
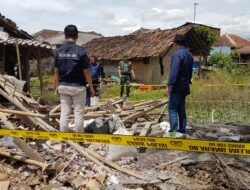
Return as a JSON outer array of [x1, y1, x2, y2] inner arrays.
[[133, 100, 156, 108], [122, 100, 167, 123], [15, 43, 22, 80], [111, 99, 123, 106], [137, 122, 152, 153], [0, 81, 150, 181], [0, 173, 9, 181], [0, 75, 38, 108], [84, 177, 102, 190], [129, 123, 138, 135], [139, 122, 152, 136], [157, 103, 168, 123], [0, 88, 56, 131], [0, 181, 10, 190], [0, 108, 46, 119], [0, 150, 49, 169], [106, 100, 117, 114], [49, 104, 60, 115], [156, 156, 189, 169], [0, 112, 44, 162]]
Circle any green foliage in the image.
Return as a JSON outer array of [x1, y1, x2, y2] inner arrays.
[[231, 47, 241, 60], [208, 53, 235, 72], [194, 26, 217, 50], [101, 85, 164, 102], [30, 75, 59, 105], [128, 88, 164, 102], [187, 69, 250, 124]]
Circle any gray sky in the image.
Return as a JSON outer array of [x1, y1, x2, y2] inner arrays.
[[1, 0, 250, 38]]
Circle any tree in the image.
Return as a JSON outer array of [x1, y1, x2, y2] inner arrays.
[[194, 26, 217, 51]]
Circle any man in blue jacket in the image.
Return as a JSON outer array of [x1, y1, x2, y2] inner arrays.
[[164, 34, 193, 133], [54, 25, 95, 132], [85, 55, 104, 106]]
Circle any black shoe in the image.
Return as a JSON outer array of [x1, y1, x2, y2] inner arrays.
[[178, 130, 187, 134]]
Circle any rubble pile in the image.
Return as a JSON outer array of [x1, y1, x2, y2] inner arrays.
[[0, 74, 249, 190]]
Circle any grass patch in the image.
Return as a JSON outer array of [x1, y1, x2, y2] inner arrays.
[[187, 69, 250, 124], [30, 69, 250, 124], [100, 85, 165, 102], [100, 70, 250, 124], [30, 75, 59, 105]]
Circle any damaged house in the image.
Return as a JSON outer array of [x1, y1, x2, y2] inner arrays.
[[0, 13, 54, 91], [84, 24, 212, 84]]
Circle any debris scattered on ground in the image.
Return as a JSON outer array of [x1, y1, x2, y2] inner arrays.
[[0, 74, 249, 190]]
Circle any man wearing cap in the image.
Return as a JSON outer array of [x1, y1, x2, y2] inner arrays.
[[164, 34, 193, 133], [54, 24, 95, 132]]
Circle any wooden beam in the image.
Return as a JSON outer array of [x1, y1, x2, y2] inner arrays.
[[0, 149, 48, 169], [122, 100, 167, 123], [15, 43, 22, 80], [157, 103, 168, 123], [0, 108, 46, 119], [37, 49, 44, 95], [0, 112, 44, 162]]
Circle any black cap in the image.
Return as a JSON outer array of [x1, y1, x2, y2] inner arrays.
[[173, 34, 186, 44], [64, 25, 78, 38]]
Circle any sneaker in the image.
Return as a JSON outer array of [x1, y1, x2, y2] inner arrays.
[[178, 130, 187, 134]]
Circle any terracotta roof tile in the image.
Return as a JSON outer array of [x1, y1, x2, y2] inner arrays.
[[239, 46, 250, 54], [84, 25, 198, 60], [215, 34, 250, 47]]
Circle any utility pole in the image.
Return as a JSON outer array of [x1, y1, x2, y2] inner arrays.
[[194, 2, 199, 23]]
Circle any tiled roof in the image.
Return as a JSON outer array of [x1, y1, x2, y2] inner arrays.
[[239, 46, 250, 54], [0, 36, 55, 49], [84, 25, 208, 60], [215, 34, 250, 47]]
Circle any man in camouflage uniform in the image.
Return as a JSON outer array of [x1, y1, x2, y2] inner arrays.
[[118, 60, 135, 98]]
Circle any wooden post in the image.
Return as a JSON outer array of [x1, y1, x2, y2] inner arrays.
[[15, 42, 22, 80], [21, 47, 30, 92], [37, 49, 44, 95], [0, 44, 5, 74]]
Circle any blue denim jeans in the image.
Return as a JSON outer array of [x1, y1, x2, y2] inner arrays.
[[168, 93, 187, 133]]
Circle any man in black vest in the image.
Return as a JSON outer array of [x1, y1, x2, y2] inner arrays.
[[54, 25, 95, 132]]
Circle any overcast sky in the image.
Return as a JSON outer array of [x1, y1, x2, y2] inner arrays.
[[1, 0, 250, 38]]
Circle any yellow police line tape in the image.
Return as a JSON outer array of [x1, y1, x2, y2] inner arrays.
[[97, 83, 250, 87], [0, 129, 249, 156]]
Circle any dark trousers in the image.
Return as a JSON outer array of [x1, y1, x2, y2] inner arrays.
[[168, 93, 187, 133], [120, 75, 131, 97], [86, 79, 99, 106]]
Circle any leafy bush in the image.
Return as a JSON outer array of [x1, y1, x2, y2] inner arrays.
[[208, 53, 235, 72]]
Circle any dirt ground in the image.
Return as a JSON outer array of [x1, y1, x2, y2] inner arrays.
[[0, 141, 250, 190]]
